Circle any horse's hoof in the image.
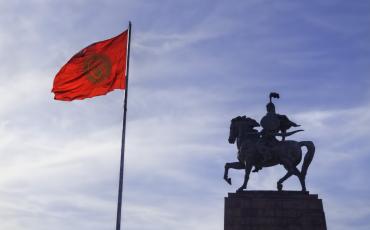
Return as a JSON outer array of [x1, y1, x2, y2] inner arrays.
[[224, 177, 232, 185], [236, 187, 245, 193], [277, 183, 283, 191]]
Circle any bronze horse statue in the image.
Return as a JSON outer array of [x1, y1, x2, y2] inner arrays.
[[223, 116, 315, 192]]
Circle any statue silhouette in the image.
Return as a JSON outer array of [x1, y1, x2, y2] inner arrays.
[[223, 93, 315, 192]]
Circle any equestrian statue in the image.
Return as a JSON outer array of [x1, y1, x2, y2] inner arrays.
[[223, 92, 315, 192]]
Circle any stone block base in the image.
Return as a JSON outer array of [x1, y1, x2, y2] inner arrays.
[[224, 191, 326, 230]]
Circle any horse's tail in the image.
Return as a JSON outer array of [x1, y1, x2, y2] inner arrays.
[[299, 141, 315, 179]]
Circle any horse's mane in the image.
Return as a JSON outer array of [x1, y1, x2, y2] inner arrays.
[[231, 116, 244, 122], [231, 116, 259, 127]]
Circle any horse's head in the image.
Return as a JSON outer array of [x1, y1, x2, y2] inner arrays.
[[228, 116, 260, 144], [228, 116, 240, 144]]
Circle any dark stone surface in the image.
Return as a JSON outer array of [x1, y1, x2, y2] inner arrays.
[[225, 191, 327, 230]]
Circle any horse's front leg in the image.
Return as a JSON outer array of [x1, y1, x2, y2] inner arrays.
[[224, 162, 244, 185], [236, 162, 253, 192]]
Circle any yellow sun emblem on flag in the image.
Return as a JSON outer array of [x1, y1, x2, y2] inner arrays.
[[84, 54, 112, 84]]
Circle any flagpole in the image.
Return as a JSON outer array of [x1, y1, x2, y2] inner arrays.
[[116, 21, 132, 230]]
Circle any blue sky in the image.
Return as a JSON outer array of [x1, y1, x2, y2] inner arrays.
[[0, 0, 369, 229]]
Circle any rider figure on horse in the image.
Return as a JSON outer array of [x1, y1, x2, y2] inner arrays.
[[253, 92, 300, 172]]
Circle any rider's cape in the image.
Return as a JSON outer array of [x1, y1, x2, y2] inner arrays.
[[261, 112, 299, 134]]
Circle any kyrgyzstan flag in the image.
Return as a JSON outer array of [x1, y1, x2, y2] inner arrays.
[[52, 30, 128, 101]]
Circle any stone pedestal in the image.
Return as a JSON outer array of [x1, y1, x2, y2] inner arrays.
[[224, 191, 326, 230]]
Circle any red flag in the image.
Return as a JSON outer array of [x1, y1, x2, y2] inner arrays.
[[52, 30, 128, 101]]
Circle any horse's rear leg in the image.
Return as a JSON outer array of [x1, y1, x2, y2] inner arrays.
[[277, 171, 293, 191], [292, 167, 306, 192], [277, 166, 306, 192], [224, 162, 244, 185], [277, 161, 295, 191]]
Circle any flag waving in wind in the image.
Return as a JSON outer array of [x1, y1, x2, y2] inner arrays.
[[52, 30, 128, 101], [52, 24, 132, 230]]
